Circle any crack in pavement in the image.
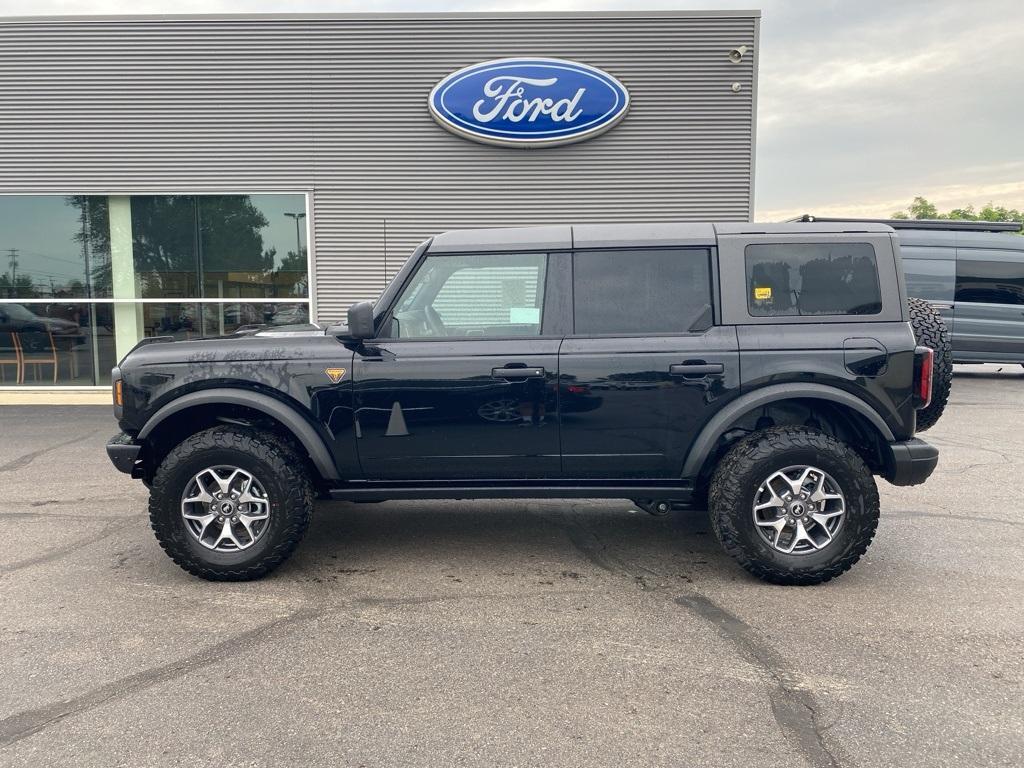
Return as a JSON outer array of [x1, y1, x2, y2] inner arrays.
[[554, 505, 665, 588], [888, 509, 1021, 527], [0, 607, 318, 748], [0, 511, 133, 521], [0, 518, 139, 577], [676, 594, 841, 768], [553, 508, 843, 767], [0, 430, 99, 474], [358, 588, 584, 608]]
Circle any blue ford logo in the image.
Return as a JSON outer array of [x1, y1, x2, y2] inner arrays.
[[428, 57, 630, 148]]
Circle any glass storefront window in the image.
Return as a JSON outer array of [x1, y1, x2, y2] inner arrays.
[[199, 195, 309, 299], [1, 193, 310, 386], [131, 194, 309, 300], [139, 302, 310, 341], [130, 195, 200, 299], [0, 196, 111, 299], [0, 302, 115, 386]]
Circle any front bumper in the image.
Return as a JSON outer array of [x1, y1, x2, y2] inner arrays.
[[884, 438, 939, 486], [106, 432, 142, 475]]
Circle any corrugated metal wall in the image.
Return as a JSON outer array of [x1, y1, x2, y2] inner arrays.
[[0, 12, 759, 323]]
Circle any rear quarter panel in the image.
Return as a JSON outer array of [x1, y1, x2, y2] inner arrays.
[[737, 322, 919, 440]]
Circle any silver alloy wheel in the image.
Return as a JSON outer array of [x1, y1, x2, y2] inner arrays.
[[751, 465, 846, 555], [180, 466, 271, 552]]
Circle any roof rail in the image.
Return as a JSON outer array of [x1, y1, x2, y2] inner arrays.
[[789, 215, 1022, 234]]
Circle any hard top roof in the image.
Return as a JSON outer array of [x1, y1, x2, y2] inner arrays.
[[428, 221, 894, 253]]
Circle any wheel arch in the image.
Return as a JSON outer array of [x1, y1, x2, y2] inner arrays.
[[137, 388, 340, 482], [682, 384, 895, 480]]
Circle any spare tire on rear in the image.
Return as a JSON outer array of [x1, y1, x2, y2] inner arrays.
[[907, 297, 952, 432]]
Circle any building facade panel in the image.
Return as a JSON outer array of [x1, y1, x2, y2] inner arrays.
[[0, 11, 758, 381]]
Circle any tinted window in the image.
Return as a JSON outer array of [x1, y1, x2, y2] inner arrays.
[[745, 243, 882, 316], [390, 252, 547, 338], [903, 258, 955, 303], [573, 249, 711, 334], [955, 254, 1024, 305]]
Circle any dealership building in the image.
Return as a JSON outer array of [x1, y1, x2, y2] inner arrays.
[[0, 10, 759, 390]]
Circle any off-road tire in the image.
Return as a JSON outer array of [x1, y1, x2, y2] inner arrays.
[[709, 426, 880, 586], [907, 297, 952, 432], [149, 426, 314, 581]]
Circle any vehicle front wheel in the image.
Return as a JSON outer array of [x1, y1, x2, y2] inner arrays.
[[148, 426, 314, 581], [709, 426, 879, 585]]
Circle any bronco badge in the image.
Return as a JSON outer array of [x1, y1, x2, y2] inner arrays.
[[324, 368, 347, 384]]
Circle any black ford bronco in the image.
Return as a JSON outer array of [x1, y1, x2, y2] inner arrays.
[[107, 222, 947, 585]]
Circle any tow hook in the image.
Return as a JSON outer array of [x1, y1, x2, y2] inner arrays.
[[633, 499, 673, 516]]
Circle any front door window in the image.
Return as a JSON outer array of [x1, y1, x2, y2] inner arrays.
[[387, 251, 547, 339]]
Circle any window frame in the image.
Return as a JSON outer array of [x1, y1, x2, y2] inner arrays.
[[374, 249, 561, 342], [0, 191, 314, 389], [568, 246, 716, 338]]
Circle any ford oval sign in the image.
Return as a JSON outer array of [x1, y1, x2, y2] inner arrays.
[[428, 58, 630, 148]]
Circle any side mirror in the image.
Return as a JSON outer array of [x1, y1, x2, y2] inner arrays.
[[331, 300, 374, 342]]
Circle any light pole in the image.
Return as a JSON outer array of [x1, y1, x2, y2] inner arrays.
[[284, 212, 306, 264]]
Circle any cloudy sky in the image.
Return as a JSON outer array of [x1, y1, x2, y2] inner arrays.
[[2, 0, 1022, 220]]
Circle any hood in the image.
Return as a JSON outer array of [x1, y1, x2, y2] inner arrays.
[[121, 323, 328, 366]]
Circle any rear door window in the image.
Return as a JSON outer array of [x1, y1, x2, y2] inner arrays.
[[745, 242, 882, 316], [572, 249, 712, 334]]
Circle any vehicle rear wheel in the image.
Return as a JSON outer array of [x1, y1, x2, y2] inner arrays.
[[709, 426, 879, 585], [148, 426, 313, 581], [907, 297, 952, 432]]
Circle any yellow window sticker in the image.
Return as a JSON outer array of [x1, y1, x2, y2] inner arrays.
[[754, 286, 772, 301]]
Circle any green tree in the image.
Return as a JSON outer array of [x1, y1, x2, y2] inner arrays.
[[129, 196, 272, 297], [891, 197, 1023, 233], [0, 273, 38, 299], [67, 195, 112, 297]]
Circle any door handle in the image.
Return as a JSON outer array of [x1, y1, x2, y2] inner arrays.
[[669, 362, 724, 377], [491, 366, 546, 379]]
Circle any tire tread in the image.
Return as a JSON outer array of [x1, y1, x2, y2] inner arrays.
[[907, 296, 953, 432]]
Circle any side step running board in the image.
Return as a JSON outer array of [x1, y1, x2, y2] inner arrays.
[[328, 483, 694, 503]]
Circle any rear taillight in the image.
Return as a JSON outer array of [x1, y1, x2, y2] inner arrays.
[[914, 346, 933, 410]]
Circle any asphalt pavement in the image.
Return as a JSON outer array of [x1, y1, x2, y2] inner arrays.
[[1, 365, 1022, 767]]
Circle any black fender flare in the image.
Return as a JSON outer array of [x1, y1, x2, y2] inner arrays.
[[137, 388, 340, 480], [680, 383, 896, 478]]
